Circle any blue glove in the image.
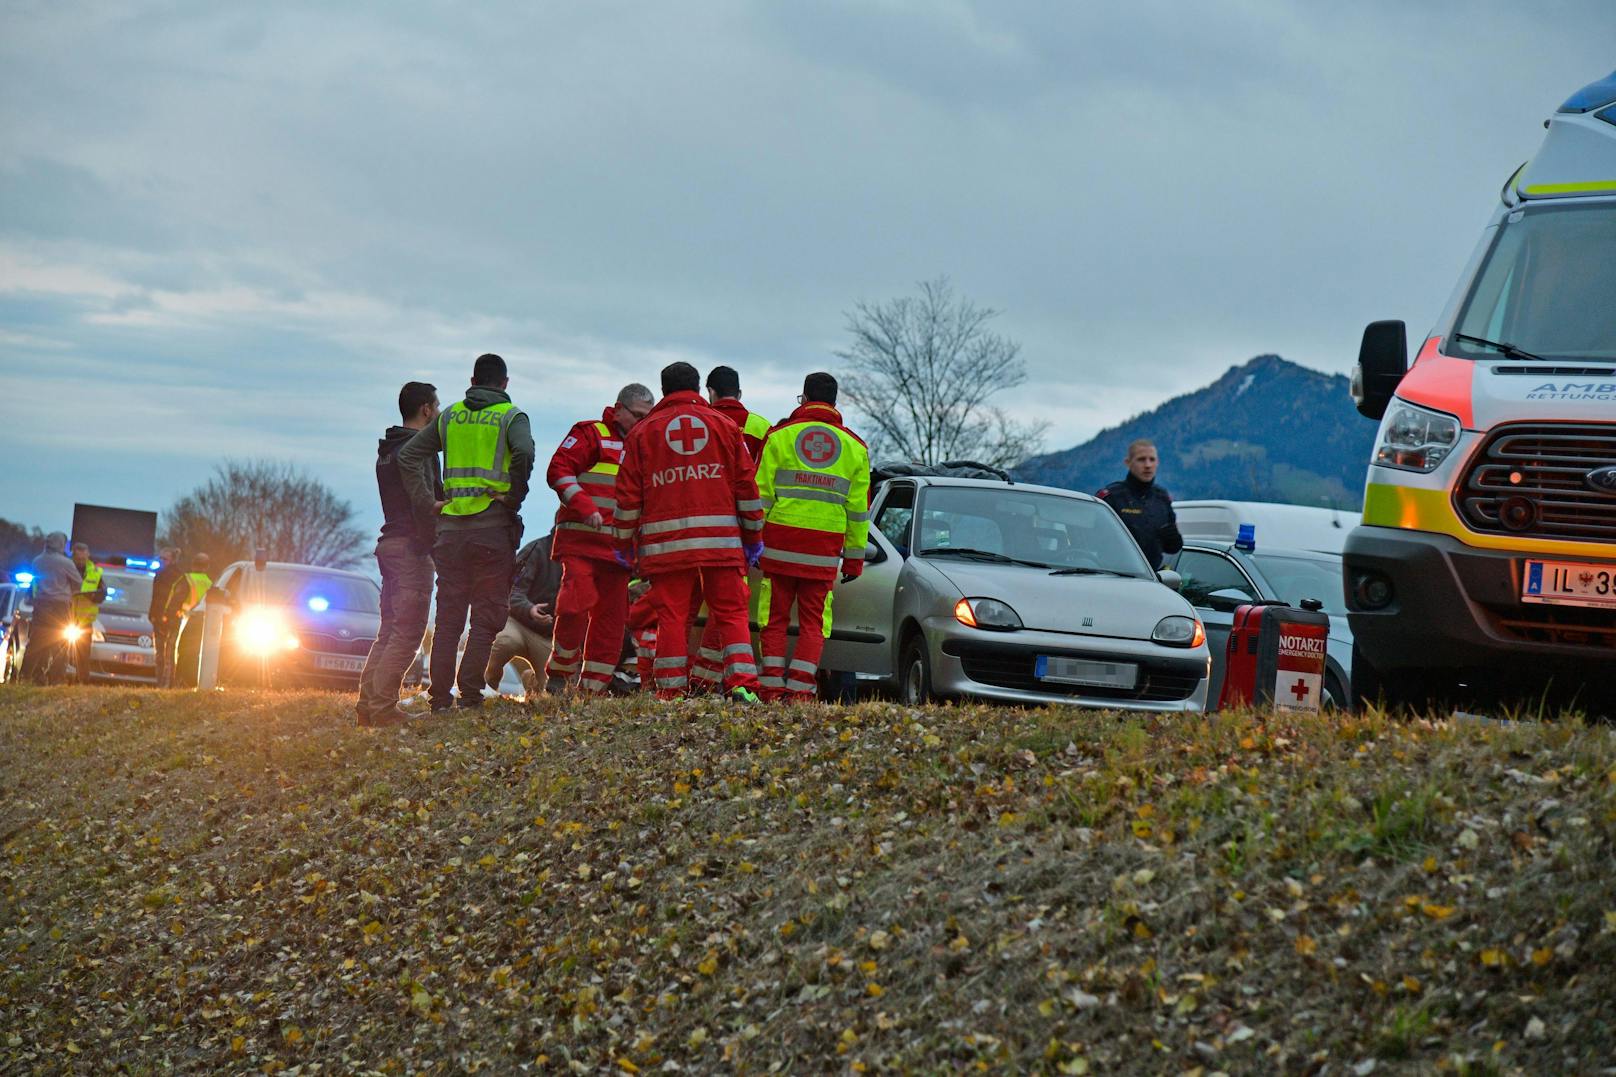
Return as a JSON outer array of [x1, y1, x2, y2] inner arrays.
[[743, 541, 764, 568], [613, 549, 633, 571]]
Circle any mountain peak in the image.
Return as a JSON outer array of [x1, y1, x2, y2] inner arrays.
[[1018, 355, 1372, 508]]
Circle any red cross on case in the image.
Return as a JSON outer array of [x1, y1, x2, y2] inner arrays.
[[665, 415, 710, 456]]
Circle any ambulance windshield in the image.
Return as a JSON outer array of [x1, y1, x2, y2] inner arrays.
[[1451, 202, 1616, 363]]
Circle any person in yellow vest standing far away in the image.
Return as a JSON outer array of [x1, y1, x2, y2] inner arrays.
[[755, 372, 871, 702], [161, 552, 212, 687], [398, 353, 535, 714], [542, 383, 655, 695], [67, 540, 107, 683]]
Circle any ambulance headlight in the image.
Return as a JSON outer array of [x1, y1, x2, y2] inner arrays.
[[1374, 401, 1461, 473], [1152, 615, 1205, 648]]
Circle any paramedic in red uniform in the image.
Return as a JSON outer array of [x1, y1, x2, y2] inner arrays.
[[755, 372, 871, 701], [543, 383, 655, 694], [613, 361, 764, 701]]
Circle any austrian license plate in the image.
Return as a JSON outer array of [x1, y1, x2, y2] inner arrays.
[[118, 651, 153, 665], [315, 654, 366, 673], [1522, 560, 1616, 610], [1035, 655, 1138, 689]]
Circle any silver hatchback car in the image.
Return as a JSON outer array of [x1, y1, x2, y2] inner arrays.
[[818, 477, 1211, 710]]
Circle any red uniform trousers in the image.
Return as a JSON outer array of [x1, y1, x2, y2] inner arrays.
[[646, 567, 758, 699], [759, 574, 832, 702], [689, 576, 753, 694], [546, 556, 630, 694], [626, 587, 658, 690]]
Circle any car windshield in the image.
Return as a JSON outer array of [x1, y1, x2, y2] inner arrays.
[[1450, 203, 1616, 362], [915, 486, 1153, 577], [101, 571, 154, 616], [228, 567, 380, 614], [1250, 553, 1346, 617]]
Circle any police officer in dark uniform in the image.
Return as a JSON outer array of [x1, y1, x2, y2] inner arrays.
[[1096, 438, 1182, 569]]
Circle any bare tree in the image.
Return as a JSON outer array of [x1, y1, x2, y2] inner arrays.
[[836, 277, 1048, 469], [160, 460, 366, 571]]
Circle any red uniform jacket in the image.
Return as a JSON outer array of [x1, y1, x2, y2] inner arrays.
[[709, 397, 766, 460], [546, 408, 625, 562], [613, 391, 765, 573]]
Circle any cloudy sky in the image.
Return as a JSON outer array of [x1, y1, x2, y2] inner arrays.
[[2, 0, 1612, 547]]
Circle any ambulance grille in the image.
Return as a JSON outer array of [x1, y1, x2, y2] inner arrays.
[[1458, 422, 1616, 542]]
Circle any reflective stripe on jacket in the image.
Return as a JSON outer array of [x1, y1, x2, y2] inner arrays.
[[440, 399, 518, 516], [613, 391, 764, 573], [756, 403, 871, 581], [547, 409, 625, 561]]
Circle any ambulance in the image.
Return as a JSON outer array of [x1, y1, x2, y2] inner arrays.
[[1345, 70, 1616, 712]]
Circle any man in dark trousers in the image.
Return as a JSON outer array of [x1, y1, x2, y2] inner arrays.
[[148, 545, 182, 687], [483, 529, 563, 700], [356, 381, 442, 728], [1096, 438, 1183, 569], [399, 353, 534, 713], [18, 531, 80, 684]]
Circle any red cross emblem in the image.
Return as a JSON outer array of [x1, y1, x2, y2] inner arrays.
[[1288, 677, 1310, 703], [796, 426, 841, 467], [664, 414, 710, 456]]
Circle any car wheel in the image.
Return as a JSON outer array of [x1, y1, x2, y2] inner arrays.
[[900, 635, 933, 706], [1323, 673, 1349, 711]]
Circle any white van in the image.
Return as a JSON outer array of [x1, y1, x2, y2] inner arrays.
[[1345, 70, 1616, 712]]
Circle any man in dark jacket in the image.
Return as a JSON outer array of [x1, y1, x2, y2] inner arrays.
[[148, 546, 183, 687], [483, 529, 563, 699], [398, 354, 535, 712], [1096, 439, 1183, 569], [356, 381, 442, 727]]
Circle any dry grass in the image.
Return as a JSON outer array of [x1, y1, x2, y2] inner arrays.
[[2, 686, 1614, 1074]]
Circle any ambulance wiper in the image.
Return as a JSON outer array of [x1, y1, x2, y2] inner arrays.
[[1452, 333, 1545, 362], [920, 547, 1053, 569]]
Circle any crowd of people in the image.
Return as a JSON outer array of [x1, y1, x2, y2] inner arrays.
[[354, 353, 871, 727]]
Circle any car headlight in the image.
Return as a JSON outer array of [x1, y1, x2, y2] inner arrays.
[[235, 608, 300, 653], [1373, 400, 1461, 473], [954, 597, 1023, 631], [1152, 615, 1205, 648], [63, 623, 85, 643]]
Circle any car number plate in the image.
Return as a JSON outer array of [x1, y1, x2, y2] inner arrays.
[[1036, 655, 1138, 689], [315, 654, 366, 673], [1522, 560, 1616, 609], [118, 651, 153, 665]]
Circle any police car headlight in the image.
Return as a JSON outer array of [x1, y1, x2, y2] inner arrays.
[[1373, 400, 1461, 473], [1152, 615, 1205, 648], [235, 608, 300, 654], [954, 597, 1023, 631]]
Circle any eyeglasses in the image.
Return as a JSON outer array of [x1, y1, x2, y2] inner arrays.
[[796, 394, 805, 405]]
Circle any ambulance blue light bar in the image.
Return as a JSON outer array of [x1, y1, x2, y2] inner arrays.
[[1558, 70, 1616, 113], [1235, 524, 1256, 552], [126, 557, 162, 571], [13, 571, 35, 586]]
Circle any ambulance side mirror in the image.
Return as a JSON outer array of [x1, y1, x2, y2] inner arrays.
[[1352, 319, 1408, 421]]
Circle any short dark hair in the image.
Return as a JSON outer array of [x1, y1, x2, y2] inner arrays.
[[661, 361, 701, 396], [398, 381, 437, 422], [803, 371, 838, 405], [705, 365, 740, 398], [471, 353, 507, 386]]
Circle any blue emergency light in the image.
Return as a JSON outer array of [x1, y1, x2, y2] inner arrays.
[[307, 596, 330, 612], [1235, 523, 1256, 552], [13, 571, 35, 587]]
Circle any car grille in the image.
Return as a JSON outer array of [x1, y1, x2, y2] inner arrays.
[[1486, 603, 1616, 651], [946, 641, 1203, 702], [104, 629, 147, 644], [300, 632, 375, 657], [1458, 422, 1616, 543]]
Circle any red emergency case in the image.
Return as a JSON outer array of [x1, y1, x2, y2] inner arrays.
[[1218, 601, 1331, 712]]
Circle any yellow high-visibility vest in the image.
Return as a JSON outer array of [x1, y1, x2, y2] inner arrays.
[[440, 400, 518, 516]]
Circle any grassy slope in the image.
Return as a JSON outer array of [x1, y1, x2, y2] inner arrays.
[[2, 687, 1614, 1075]]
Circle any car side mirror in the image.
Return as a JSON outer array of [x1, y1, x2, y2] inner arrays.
[[1156, 569, 1182, 589], [1351, 319, 1408, 421], [864, 540, 887, 567]]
